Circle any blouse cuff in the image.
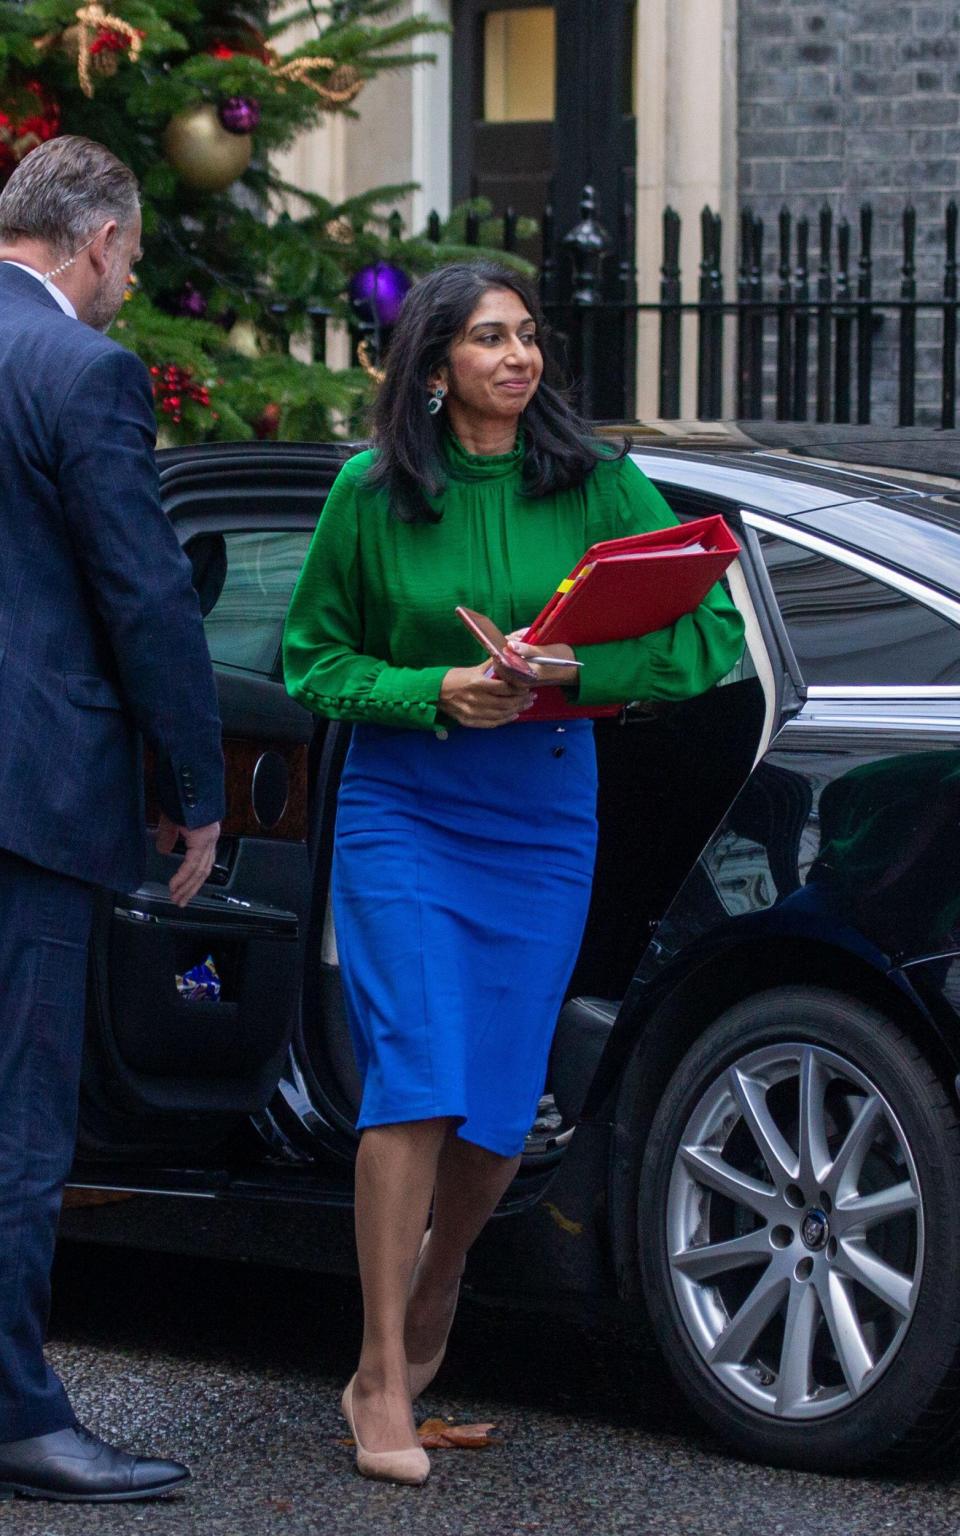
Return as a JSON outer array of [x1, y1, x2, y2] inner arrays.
[[295, 664, 449, 730], [369, 664, 450, 727]]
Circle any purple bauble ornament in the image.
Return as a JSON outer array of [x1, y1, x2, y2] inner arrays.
[[178, 283, 208, 319], [218, 95, 261, 135], [348, 262, 412, 328]]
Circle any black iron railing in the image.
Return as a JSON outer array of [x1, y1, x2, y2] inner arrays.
[[343, 187, 960, 428], [675, 199, 958, 429]]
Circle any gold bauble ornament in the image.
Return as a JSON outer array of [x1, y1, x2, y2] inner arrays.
[[162, 104, 252, 192]]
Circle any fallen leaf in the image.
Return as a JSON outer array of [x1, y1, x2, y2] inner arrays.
[[417, 1417, 498, 1450], [339, 1419, 500, 1451], [543, 1201, 583, 1237]]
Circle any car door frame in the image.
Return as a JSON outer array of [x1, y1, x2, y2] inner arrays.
[[77, 444, 354, 1162], [595, 502, 960, 1115]]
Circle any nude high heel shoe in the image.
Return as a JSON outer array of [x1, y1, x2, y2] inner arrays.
[[341, 1376, 430, 1487]]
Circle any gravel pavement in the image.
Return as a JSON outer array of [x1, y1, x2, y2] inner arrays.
[[0, 1241, 956, 1536]]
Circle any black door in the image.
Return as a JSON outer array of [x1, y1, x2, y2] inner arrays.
[[80, 444, 350, 1154], [452, 0, 556, 265], [452, 0, 636, 417]]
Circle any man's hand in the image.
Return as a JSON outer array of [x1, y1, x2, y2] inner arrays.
[[155, 812, 221, 907], [439, 663, 536, 728]]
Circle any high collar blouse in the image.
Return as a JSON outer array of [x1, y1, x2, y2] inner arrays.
[[282, 432, 744, 732]]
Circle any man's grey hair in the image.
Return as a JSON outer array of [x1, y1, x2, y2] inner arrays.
[[0, 136, 140, 255]]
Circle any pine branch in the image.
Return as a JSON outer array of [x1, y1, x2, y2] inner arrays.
[[351, 52, 444, 70], [2, 0, 520, 443], [314, 18, 448, 58]]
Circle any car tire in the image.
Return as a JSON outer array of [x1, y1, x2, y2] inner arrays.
[[637, 985, 960, 1471]]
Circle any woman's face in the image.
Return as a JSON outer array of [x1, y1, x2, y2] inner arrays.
[[437, 287, 544, 426]]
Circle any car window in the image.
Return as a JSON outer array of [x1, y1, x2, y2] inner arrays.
[[757, 530, 960, 686], [191, 529, 313, 677]]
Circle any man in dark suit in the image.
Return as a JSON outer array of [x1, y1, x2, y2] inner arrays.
[[0, 136, 225, 1500]]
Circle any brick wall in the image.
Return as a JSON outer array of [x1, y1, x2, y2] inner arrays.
[[738, 1, 959, 423]]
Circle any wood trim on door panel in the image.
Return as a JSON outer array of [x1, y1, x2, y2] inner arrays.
[[145, 738, 308, 841]]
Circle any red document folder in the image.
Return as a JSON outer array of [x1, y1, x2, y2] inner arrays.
[[520, 513, 740, 722]]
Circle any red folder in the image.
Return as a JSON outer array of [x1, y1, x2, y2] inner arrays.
[[520, 513, 740, 721]]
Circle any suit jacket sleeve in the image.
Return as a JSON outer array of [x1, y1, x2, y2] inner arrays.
[[55, 344, 225, 828]]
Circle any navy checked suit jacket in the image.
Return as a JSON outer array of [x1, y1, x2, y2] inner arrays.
[[0, 262, 225, 891]]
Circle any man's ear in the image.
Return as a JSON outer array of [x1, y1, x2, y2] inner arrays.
[[88, 220, 118, 276]]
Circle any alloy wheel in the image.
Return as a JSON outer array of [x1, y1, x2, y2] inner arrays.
[[666, 1042, 924, 1419]]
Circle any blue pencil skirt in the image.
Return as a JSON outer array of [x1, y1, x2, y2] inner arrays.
[[332, 719, 598, 1157]]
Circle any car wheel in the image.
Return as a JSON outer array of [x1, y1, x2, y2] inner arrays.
[[637, 985, 960, 1471]]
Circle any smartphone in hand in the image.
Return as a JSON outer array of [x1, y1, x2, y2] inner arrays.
[[456, 606, 538, 683], [455, 606, 582, 685]]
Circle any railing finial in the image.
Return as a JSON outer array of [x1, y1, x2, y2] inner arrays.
[[562, 185, 611, 306]]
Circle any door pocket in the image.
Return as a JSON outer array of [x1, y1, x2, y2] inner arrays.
[[108, 882, 299, 1107]]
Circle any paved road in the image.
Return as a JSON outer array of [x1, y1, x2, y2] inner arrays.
[[2, 1241, 958, 1535]]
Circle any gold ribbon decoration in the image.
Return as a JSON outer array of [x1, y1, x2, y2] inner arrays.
[[356, 339, 385, 385], [76, 6, 144, 97], [40, 6, 145, 99], [268, 54, 364, 109]]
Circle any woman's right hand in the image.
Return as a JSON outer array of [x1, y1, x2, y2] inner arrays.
[[439, 664, 535, 728]]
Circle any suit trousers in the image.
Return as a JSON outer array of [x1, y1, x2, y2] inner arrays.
[[0, 846, 94, 1441]]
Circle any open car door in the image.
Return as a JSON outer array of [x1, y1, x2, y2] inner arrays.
[[80, 443, 352, 1156]]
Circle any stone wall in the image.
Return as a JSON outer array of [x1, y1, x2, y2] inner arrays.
[[737, 1, 959, 423]]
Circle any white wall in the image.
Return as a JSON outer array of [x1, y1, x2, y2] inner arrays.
[[273, 1, 451, 221], [271, 2, 452, 367], [275, 1, 737, 421], [634, 0, 738, 418]]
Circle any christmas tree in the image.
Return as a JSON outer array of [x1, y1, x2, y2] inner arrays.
[[0, 0, 530, 442]]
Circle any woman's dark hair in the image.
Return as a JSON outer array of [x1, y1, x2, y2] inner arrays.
[[366, 261, 625, 522]]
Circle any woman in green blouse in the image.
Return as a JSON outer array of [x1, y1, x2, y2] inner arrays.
[[283, 263, 744, 1484]]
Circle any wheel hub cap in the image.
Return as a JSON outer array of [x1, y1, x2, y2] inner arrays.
[[800, 1207, 829, 1251], [665, 1042, 924, 1422]]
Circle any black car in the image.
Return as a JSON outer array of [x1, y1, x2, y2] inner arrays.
[[64, 436, 960, 1473]]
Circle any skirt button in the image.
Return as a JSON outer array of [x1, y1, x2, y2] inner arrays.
[[435, 727, 449, 741]]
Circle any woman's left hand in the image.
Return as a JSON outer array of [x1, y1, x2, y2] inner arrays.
[[505, 630, 580, 687]]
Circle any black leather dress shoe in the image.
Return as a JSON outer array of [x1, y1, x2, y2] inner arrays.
[[0, 1425, 190, 1502]]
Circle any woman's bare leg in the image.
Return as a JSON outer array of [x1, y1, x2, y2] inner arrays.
[[351, 1118, 451, 1450], [405, 1129, 521, 1367]]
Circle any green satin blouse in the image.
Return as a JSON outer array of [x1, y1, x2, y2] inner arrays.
[[282, 433, 745, 731]]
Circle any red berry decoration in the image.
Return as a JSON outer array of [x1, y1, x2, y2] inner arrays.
[[151, 363, 216, 428], [89, 27, 135, 56], [205, 25, 272, 64], [218, 96, 261, 135], [254, 402, 281, 439], [0, 80, 61, 184]]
